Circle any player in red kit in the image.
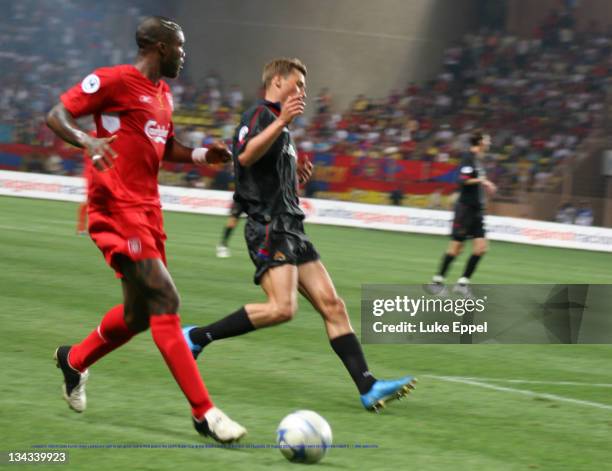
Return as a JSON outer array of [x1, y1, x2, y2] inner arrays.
[[76, 135, 94, 235], [46, 16, 246, 443], [76, 152, 90, 234]]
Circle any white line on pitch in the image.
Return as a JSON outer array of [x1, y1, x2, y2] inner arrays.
[[427, 375, 612, 411], [424, 375, 612, 388]]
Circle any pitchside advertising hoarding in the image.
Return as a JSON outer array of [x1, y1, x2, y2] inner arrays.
[[1, 170, 612, 252]]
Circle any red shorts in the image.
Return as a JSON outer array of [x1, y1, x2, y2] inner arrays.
[[88, 207, 167, 277]]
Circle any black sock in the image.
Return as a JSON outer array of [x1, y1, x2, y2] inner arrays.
[[438, 253, 455, 277], [462, 254, 482, 278], [221, 226, 233, 246], [189, 307, 254, 348], [330, 333, 377, 394]]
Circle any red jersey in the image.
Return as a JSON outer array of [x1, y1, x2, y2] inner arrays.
[[61, 64, 174, 211]]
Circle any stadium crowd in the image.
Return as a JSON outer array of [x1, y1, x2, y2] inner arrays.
[[0, 2, 607, 222], [0, 0, 165, 148], [298, 7, 610, 198]]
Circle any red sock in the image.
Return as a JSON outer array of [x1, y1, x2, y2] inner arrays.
[[76, 202, 88, 232], [150, 314, 214, 419], [68, 305, 135, 372]]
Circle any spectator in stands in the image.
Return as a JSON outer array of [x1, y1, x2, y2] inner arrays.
[[574, 201, 594, 226], [315, 88, 332, 114], [45, 153, 64, 175], [389, 188, 403, 206], [556, 202, 576, 224], [227, 84, 243, 111]]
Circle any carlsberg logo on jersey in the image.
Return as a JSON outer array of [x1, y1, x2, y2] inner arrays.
[[144, 120, 170, 144]]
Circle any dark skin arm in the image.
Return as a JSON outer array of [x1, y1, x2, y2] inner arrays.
[[163, 137, 232, 164], [297, 159, 314, 184], [47, 102, 231, 168], [46, 102, 117, 171]]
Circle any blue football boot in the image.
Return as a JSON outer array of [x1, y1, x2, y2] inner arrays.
[[360, 376, 417, 412], [182, 325, 203, 360]]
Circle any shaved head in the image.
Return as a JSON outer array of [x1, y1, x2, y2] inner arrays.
[[134, 16, 185, 79], [135, 16, 182, 50]]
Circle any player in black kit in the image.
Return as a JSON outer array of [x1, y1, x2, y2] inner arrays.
[[427, 131, 497, 295], [184, 58, 416, 412], [216, 200, 245, 258]]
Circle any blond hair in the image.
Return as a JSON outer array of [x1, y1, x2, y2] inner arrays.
[[262, 58, 307, 89]]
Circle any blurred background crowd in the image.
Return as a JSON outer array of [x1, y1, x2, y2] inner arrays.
[[0, 0, 609, 226]]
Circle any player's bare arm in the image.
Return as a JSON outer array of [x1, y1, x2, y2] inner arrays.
[[46, 102, 117, 171], [463, 177, 496, 194], [482, 179, 497, 194], [238, 95, 305, 167], [163, 137, 231, 165]]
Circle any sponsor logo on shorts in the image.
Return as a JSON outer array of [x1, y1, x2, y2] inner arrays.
[[81, 74, 101, 94], [128, 237, 142, 255], [273, 251, 286, 261], [257, 247, 270, 260], [144, 120, 170, 144]]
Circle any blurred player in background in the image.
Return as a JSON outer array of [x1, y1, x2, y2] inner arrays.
[[46, 16, 246, 443], [75, 156, 90, 234], [216, 200, 244, 258], [76, 135, 95, 235], [184, 58, 416, 412], [427, 131, 496, 295]]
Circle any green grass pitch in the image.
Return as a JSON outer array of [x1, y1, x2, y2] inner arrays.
[[1, 196, 611, 470]]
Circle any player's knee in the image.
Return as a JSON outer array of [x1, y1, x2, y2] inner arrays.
[[162, 286, 181, 313], [474, 247, 487, 256], [271, 300, 297, 324], [123, 308, 150, 333], [450, 245, 463, 256], [147, 285, 181, 314], [322, 295, 347, 319], [473, 240, 488, 256]]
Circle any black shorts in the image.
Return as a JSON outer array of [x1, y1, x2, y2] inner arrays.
[[245, 214, 320, 285], [451, 203, 485, 242], [229, 200, 245, 219]]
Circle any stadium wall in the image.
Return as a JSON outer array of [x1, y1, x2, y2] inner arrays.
[[175, 0, 479, 109], [1, 170, 611, 253]]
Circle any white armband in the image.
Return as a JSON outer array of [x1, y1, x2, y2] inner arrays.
[[191, 147, 208, 166]]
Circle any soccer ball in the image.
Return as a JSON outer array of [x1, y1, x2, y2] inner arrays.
[[276, 410, 332, 464]]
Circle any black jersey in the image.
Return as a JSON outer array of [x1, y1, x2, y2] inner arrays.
[[232, 100, 303, 222], [457, 151, 486, 209]]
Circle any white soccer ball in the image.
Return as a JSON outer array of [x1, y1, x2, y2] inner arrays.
[[276, 410, 333, 464]]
